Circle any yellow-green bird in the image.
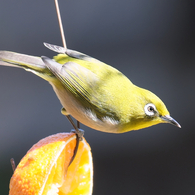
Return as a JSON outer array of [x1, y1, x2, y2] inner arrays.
[[0, 43, 180, 133]]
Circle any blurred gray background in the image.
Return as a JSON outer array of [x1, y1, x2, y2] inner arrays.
[[0, 0, 195, 194]]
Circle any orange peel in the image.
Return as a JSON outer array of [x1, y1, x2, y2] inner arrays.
[[9, 133, 93, 195]]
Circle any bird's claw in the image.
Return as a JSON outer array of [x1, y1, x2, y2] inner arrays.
[[71, 129, 84, 141]]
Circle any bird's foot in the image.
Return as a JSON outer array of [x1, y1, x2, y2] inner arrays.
[[71, 129, 84, 141]]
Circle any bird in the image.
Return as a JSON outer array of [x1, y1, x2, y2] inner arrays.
[[0, 43, 181, 133]]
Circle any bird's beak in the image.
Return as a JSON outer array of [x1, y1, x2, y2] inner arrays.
[[161, 115, 181, 128]]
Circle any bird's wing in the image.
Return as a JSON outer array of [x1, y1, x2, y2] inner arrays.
[[44, 42, 67, 54], [41, 56, 119, 121], [44, 42, 102, 64], [41, 56, 98, 102]]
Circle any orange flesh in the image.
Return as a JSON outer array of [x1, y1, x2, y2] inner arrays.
[[9, 133, 93, 195]]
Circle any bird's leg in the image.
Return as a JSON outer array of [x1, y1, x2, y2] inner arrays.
[[68, 132, 80, 166], [61, 107, 84, 139], [77, 120, 80, 129], [66, 115, 84, 139], [61, 107, 84, 166]]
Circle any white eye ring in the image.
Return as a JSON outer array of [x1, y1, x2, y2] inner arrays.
[[144, 103, 157, 116]]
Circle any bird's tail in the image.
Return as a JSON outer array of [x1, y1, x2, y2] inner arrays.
[[0, 51, 54, 80]]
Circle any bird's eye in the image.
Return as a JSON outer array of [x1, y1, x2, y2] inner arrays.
[[144, 103, 157, 116], [148, 106, 154, 112]]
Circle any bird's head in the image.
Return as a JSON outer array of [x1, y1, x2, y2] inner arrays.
[[121, 87, 181, 132]]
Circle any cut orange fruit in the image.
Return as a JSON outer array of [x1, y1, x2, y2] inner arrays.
[[9, 133, 93, 195]]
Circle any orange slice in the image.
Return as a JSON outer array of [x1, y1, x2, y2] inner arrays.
[[9, 133, 93, 195]]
